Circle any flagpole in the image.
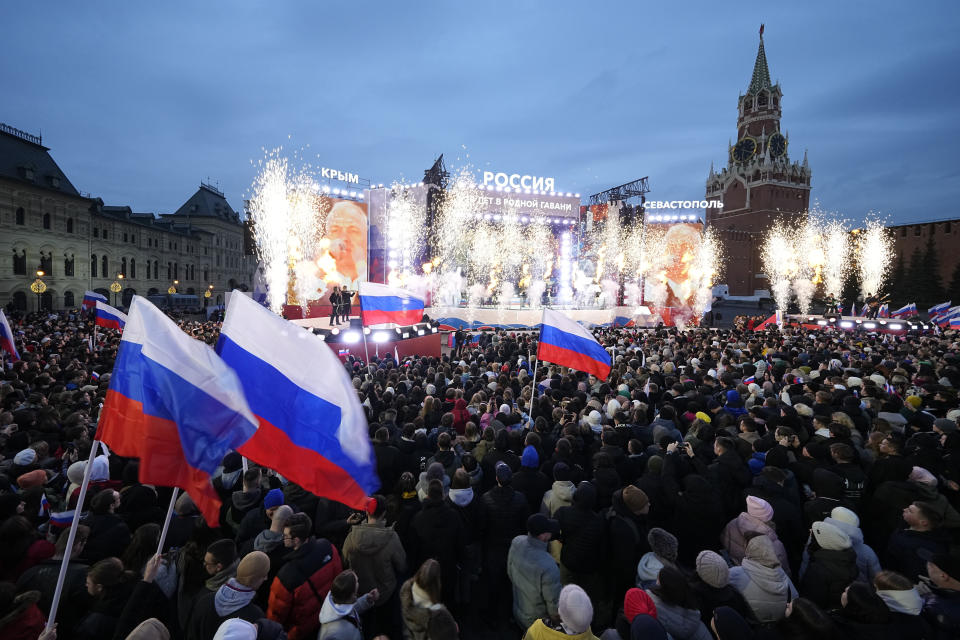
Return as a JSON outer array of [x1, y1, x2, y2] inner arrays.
[[45, 438, 100, 633], [155, 487, 179, 557]]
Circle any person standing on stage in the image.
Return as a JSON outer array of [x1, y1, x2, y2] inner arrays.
[[329, 285, 342, 326], [339, 287, 355, 324]]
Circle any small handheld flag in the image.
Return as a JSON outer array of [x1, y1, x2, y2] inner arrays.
[[0, 310, 19, 362], [95, 301, 128, 330], [82, 291, 108, 309]]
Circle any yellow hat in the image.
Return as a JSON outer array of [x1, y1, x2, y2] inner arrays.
[[695, 411, 712, 424], [906, 395, 922, 409]]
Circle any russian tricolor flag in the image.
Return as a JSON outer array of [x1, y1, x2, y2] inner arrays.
[[96, 296, 259, 525], [891, 302, 917, 318], [0, 310, 19, 362], [536, 308, 611, 379], [83, 290, 108, 309], [95, 301, 128, 330], [938, 307, 960, 326], [877, 303, 889, 318], [216, 292, 379, 510], [358, 282, 424, 327], [950, 318, 960, 329], [743, 375, 755, 384], [929, 301, 952, 318]]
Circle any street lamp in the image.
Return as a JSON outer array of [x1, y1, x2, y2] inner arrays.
[[169, 279, 178, 295], [31, 269, 46, 312], [204, 284, 213, 307], [110, 273, 123, 307]]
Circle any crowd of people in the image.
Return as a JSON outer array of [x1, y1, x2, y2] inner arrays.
[[1, 304, 960, 640]]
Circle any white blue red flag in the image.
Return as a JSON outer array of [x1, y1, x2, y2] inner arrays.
[[891, 302, 917, 318], [96, 296, 258, 525], [935, 306, 960, 327], [929, 301, 952, 318], [0, 310, 19, 362], [216, 291, 379, 509], [536, 308, 611, 379], [950, 317, 960, 329], [82, 290, 108, 309], [877, 303, 889, 318], [95, 301, 127, 330], [358, 282, 424, 326]]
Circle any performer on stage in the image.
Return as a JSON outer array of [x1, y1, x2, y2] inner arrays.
[[329, 285, 342, 326], [339, 287, 355, 323], [824, 293, 839, 314], [864, 292, 879, 319]]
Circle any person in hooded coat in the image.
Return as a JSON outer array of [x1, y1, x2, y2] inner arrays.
[[798, 521, 859, 609], [721, 496, 790, 574], [874, 570, 934, 639], [728, 535, 798, 624], [830, 582, 899, 640], [318, 570, 378, 640], [689, 551, 752, 626], [540, 462, 576, 517], [446, 469, 481, 621], [556, 482, 606, 595], [186, 551, 271, 640], [513, 446, 552, 514], [802, 468, 851, 527], [820, 507, 881, 584], [407, 479, 464, 607], [660, 454, 726, 565], [643, 567, 712, 640]]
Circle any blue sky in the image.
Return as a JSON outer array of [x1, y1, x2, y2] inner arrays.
[[4, 1, 959, 224]]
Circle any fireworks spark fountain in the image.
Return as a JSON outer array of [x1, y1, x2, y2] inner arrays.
[[248, 153, 291, 313], [822, 219, 851, 299], [762, 224, 799, 313], [857, 218, 894, 298]]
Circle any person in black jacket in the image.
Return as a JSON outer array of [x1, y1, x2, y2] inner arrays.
[[555, 481, 606, 620], [75, 557, 136, 640], [799, 521, 859, 609], [479, 461, 528, 626], [407, 479, 464, 606], [692, 437, 751, 519], [691, 550, 753, 626], [186, 551, 271, 640], [513, 445, 551, 514], [885, 501, 951, 581], [373, 427, 402, 494], [329, 286, 342, 326], [81, 489, 132, 564], [604, 486, 650, 622]]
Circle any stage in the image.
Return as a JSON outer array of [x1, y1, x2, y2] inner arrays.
[[427, 306, 659, 330], [781, 314, 934, 334]]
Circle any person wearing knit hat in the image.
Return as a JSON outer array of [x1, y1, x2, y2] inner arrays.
[[585, 410, 602, 433], [905, 395, 923, 409], [557, 584, 594, 635], [13, 448, 36, 467], [801, 521, 858, 608], [175, 492, 199, 517], [212, 619, 257, 640], [189, 552, 270, 640], [695, 550, 730, 589], [521, 445, 540, 469], [17, 469, 47, 489], [908, 466, 937, 487], [722, 496, 791, 571], [623, 587, 658, 623], [647, 528, 678, 563], [125, 618, 171, 640], [262, 488, 284, 512], [621, 485, 649, 515], [694, 411, 711, 424], [934, 417, 958, 435]]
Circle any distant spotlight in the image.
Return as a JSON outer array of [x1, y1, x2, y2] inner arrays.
[[330, 327, 340, 335], [343, 331, 361, 343], [863, 322, 877, 329], [372, 331, 390, 343], [839, 321, 853, 329], [889, 323, 903, 330], [362, 327, 371, 335], [816, 320, 828, 326]]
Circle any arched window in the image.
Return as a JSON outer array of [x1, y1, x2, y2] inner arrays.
[[12, 291, 27, 311], [40, 252, 53, 275], [146, 261, 151, 279], [64, 254, 75, 277], [154, 260, 159, 278], [67, 218, 74, 233], [12, 250, 27, 275], [42, 213, 51, 229], [167, 262, 172, 280], [102, 255, 108, 276], [64, 291, 75, 308], [130, 258, 136, 279], [91, 254, 98, 278], [121, 257, 127, 276], [15, 208, 25, 225]]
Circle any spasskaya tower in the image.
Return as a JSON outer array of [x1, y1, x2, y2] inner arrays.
[[705, 25, 811, 296]]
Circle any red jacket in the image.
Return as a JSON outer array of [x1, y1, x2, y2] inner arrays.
[[0, 591, 46, 640], [452, 398, 470, 435], [267, 538, 342, 640]]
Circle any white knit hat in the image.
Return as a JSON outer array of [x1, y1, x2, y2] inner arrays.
[[558, 584, 593, 634]]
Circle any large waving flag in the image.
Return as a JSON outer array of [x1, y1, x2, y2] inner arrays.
[[95, 301, 128, 330], [358, 282, 424, 326], [96, 296, 259, 524], [82, 290, 108, 309], [537, 308, 612, 379], [891, 302, 917, 319], [0, 310, 19, 362], [877, 303, 889, 318], [753, 313, 779, 331], [929, 301, 952, 318], [216, 291, 378, 509], [935, 306, 960, 327]]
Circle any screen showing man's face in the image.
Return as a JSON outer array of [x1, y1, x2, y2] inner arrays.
[[326, 202, 366, 265]]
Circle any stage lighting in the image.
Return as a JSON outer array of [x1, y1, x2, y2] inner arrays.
[[839, 321, 853, 329], [889, 323, 903, 330], [879, 320, 887, 325], [401, 332, 411, 339], [395, 327, 402, 335], [817, 320, 828, 326], [363, 327, 371, 335], [372, 331, 390, 343], [343, 331, 361, 343], [863, 322, 877, 329], [330, 327, 340, 335], [417, 329, 425, 336], [431, 327, 438, 333], [855, 319, 862, 324], [828, 318, 837, 323]]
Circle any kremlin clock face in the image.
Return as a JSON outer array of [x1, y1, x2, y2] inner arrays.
[[768, 132, 787, 158], [732, 137, 757, 162]]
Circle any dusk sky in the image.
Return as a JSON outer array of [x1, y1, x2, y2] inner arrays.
[[4, 2, 959, 224]]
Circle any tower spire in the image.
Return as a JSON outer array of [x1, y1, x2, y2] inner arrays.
[[748, 25, 772, 95]]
